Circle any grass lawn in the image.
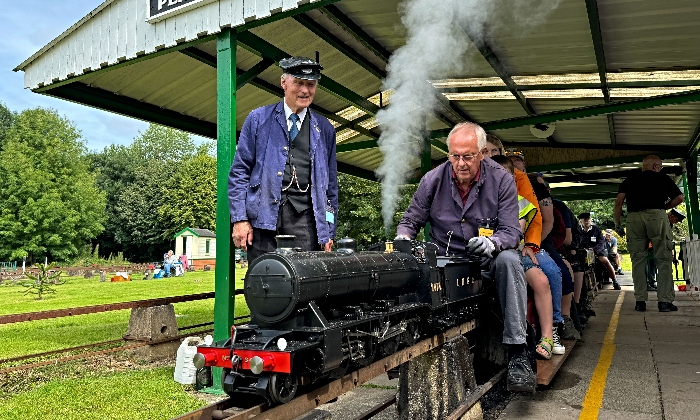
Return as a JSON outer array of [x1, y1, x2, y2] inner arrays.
[[0, 265, 249, 419]]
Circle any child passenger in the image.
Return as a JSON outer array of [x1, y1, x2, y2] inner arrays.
[[490, 155, 564, 359]]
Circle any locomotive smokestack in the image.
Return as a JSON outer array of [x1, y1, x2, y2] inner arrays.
[[275, 235, 297, 253]]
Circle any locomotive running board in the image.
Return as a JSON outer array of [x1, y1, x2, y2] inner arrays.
[[215, 319, 479, 420]]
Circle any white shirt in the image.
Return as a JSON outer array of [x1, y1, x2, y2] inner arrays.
[[283, 102, 308, 132]]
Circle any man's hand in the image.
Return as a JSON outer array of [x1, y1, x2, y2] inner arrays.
[[614, 225, 625, 237], [466, 236, 495, 257], [324, 239, 334, 252], [394, 234, 411, 241], [232, 221, 253, 251], [522, 246, 538, 265]]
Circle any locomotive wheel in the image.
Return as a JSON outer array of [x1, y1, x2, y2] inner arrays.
[[269, 373, 297, 404], [404, 322, 421, 346]]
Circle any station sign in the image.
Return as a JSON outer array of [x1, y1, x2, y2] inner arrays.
[[147, 0, 217, 23]]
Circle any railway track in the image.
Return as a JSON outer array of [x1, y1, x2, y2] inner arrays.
[[174, 320, 490, 420]]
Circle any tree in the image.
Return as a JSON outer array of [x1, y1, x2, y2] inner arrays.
[[158, 152, 217, 239], [22, 263, 65, 299], [89, 124, 211, 261], [0, 101, 16, 152], [0, 108, 106, 261], [336, 174, 420, 248]]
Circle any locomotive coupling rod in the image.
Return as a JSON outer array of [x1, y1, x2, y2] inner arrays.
[[232, 319, 478, 420]]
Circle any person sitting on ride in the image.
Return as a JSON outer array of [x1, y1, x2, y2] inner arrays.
[[490, 155, 563, 360], [604, 229, 622, 275], [163, 250, 178, 278], [395, 122, 535, 393]]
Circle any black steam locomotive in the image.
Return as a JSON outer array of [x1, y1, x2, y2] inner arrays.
[[193, 236, 487, 404]]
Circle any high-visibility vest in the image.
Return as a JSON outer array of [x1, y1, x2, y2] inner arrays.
[[518, 195, 538, 235]]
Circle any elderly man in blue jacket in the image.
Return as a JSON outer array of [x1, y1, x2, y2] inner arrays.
[[228, 57, 338, 263], [396, 122, 533, 392]]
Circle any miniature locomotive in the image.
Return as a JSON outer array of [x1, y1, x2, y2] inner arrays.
[[193, 236, 487, 404]]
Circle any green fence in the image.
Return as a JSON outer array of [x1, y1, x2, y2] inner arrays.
[[0, 261, 17, 271]]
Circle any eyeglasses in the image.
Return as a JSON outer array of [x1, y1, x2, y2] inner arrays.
[[448, 152, 481, 163]]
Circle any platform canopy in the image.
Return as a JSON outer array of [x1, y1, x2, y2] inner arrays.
[[14, 0, 700, 199]]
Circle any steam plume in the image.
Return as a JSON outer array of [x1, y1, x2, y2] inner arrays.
[[375, 0, 562, 229]]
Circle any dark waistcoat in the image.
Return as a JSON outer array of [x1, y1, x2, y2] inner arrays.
[[282, 113, 312, 212]]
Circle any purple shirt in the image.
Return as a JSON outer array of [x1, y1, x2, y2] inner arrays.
[[397, 159, 522, 256]]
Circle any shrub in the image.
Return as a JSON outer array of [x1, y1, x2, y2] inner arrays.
[[21, 263, 65, 299]]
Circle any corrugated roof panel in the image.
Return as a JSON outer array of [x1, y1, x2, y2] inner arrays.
[[599, 0, 700, 70], [613, 104, 700, 147]]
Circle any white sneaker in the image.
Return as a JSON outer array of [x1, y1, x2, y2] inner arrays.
[[552, 329, 565, 355]]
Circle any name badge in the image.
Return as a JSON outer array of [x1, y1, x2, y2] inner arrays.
[[479, 227, 494, 237], [591, 236, 596, 242], [326, 211, 335, 224]]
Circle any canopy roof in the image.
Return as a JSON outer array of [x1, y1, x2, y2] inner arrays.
[[15, 0, 700, 199]]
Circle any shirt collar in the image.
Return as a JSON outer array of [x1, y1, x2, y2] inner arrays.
[[283, 102, 308, 124]]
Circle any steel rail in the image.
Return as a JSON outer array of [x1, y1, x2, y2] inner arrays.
[[0, 291, 245, 325]]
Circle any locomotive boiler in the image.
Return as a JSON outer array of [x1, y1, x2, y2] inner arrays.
[[194, 236, 486, 404]]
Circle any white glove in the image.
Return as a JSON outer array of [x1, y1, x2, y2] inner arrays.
[[466, 236, 495, 257], [394, 234, 411, 241]]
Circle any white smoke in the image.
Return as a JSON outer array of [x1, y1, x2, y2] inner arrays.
[[375, 0, 563, 228]]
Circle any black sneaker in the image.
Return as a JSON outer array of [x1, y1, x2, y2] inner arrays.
[[634, 301, 646, 312], [658, 302, 678, 312], [613, 281, 621, 290], [506, 354, 536, 393]]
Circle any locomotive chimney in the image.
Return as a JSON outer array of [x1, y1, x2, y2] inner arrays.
[[275, 235, 297, 253], [336, 237, 357, 254]]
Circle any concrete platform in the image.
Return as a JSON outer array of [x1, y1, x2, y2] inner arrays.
[[500, 273, 700, 420]]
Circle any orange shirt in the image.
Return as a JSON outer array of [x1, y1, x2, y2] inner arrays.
[[514, 169, 542, 247]]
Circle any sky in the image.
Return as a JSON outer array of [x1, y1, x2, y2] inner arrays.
[[0, 1, 205, 152]]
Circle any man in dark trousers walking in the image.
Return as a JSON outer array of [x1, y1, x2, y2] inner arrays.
[[614, 155, 684, 312]]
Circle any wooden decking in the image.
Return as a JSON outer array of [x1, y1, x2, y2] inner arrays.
[[537, 339, 576, 386]]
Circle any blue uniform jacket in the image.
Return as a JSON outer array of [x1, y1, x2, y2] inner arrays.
[[228, 101, 338, 244]]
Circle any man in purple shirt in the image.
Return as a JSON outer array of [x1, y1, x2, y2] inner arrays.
[[396, 122, 533, 393]]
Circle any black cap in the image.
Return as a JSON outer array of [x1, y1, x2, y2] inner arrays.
[[279, 56, 323, 80], [669, 208, 686, 221], [578, 212, 591, 220]]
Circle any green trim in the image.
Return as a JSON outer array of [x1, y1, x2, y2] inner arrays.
[[683, 173, 694, 237], [463, 27, 556, 144], [336, 162, 377, 181], [585, 0, 617, 148], [552, 184, 620, 200], [320, 4, 391, 62], [337, 140, 379, 153], [47, 83, 216, 138], [481, 90, 700, 131], [174, 227, 199, 238], [234, 0, 341, 33], [35, 35, 216, 93], [236, 58, 275, 91], [685, 119, 700, 158], [430, 139, 448, 154], [293, 13, 385, 79], [214, 27, 237, 347], [237, 31, 380, 116], [529, 152, 680, 173]]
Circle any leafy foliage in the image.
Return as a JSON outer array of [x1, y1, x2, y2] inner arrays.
[[89, 124, 215, 261], [0, 101, 16, 151], [336, 174, 421, 248], [0, 108, 106, 262], [159, 152, 217, 239], [21, 263, 65, 299]]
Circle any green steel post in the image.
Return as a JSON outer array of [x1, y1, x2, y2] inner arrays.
[[213, 28, 237, 389], [686, 154, 700, 235], [683, 173, 694, 237]]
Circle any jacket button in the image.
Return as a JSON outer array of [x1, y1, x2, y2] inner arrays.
[[277, 171, 283, 176], [283, 146, 288, 151], [461, 219, 465, 223], [273, 199, 278, 204]]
